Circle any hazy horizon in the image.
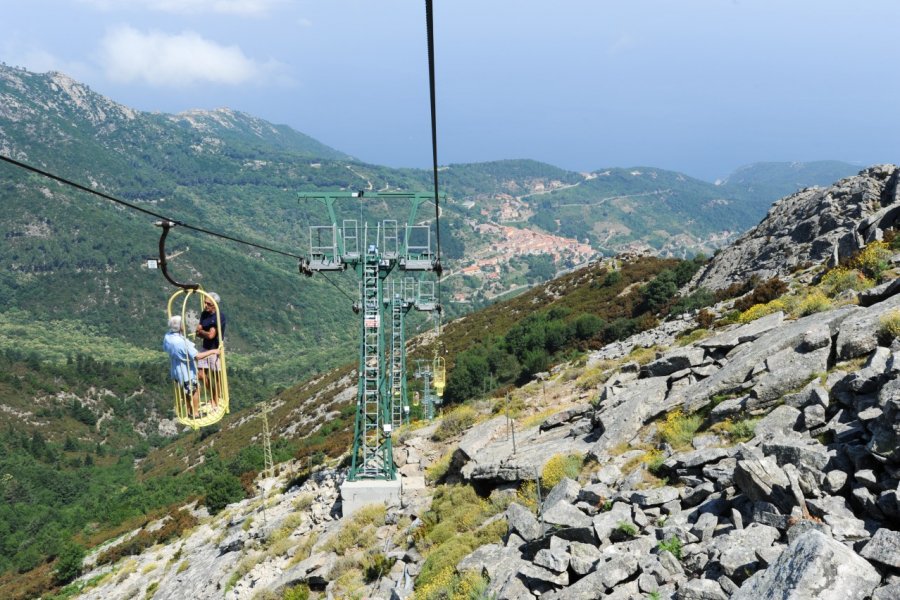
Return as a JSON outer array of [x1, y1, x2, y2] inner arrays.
[[2, 1, 898, 181]]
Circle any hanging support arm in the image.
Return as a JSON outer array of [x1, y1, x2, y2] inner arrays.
[[155, 221, 200, 290]]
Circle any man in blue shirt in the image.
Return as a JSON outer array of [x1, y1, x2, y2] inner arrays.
[[164, 315, 218, 419], [195, 292, 226, 409]]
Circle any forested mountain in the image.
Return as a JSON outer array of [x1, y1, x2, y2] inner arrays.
[[716, 160, 861, 209], [0, 65, 859, 381]]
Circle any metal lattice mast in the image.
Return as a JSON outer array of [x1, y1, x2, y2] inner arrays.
[[389, 281, 404, 429], [261, 401, 274, 478], [354, 230, 393, 479], [389, 279, 416, 428], [298, 191, 440, 481]]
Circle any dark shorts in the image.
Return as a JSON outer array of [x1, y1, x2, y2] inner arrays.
[[181, 380, 199, 395]]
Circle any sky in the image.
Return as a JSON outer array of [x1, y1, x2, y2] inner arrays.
[[2, 0, 899, 182]]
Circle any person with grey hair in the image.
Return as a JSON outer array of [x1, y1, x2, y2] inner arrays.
[[164, 315, 219, 419], [195, 292, 227, 409]]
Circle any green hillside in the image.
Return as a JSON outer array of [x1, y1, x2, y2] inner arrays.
[[718, 160, 861, 214]]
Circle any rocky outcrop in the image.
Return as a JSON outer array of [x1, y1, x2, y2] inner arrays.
[[451, 281, 900, 599], [694, 165, 900, 291]]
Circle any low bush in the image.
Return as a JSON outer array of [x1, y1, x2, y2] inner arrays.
[[614, 521, 637, 539], [414, 485, 506, 594], [541, 453, 583, 492], [676, 328, 711, 347], [734, 277, 788, 312], [96, 510, 197, 567], [819, 267, 873, 297], [879, 310, 900, 343], [794, 290, 832, 317], [852, 241, 893, 281], [657, 410, 702, 451], [432, 406, 477, 441], [323, 504, 385, 554], [658, 536, 683, 559], [738, 299, 785, 324], [425, 449, 454, 484], [709, 417, 758, 444], [362, 552, 396, 583]]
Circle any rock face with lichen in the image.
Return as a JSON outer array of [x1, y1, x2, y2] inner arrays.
[[694, 164, 900, 291]]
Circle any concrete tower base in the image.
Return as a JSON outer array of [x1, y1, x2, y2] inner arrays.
[[340, 478, 402, 519]]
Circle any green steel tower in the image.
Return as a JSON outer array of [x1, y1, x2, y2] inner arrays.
[[298, 192, 440, 481]]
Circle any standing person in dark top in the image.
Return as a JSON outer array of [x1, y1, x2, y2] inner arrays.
[[163, 316, 219, 419], [195, 292, 226, 409]]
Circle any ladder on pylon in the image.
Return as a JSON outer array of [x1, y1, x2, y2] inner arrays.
[[298, 192, 440, 481], [261, 401, 274, 478], [355, 238, 388, 478], [389, 280, 406, 428]]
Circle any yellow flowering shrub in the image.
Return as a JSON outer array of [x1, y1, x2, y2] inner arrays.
[[819, 267, 873, 297], [414, 486, 505, 595], [541, 453, 583, 491], [852, 240, 893, 281], [738, 299, 786, 324], [794, 290, 832, 317], [657, 409, 702, 451], [879, 309, 900, 341]]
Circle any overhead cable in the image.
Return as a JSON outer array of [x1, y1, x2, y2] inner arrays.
[[0, 154, 305, 261]]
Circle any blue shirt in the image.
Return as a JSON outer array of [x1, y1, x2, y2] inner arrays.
[[199, 310, 226, 350], [163, 331, 198, 383]]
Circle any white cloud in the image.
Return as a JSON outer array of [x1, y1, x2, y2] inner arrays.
[[1, 42, 93, 80], [80, 0, 283, 17], [99, 26, 262, 86]]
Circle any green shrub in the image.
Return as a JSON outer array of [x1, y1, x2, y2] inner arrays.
[[658, 536, 683, 559], [53, 543, 85, 585], [425, 449, 454, 484], [819, 267, 873, 297], [282, 584, 310, 600], [203, 472, 246, 514], [142, 582, 159, 600], [657, 410, 702, 451], [676, 328, 711, 346], [710, 417, 758, 444], [794, 290, 832, 317], [324, 504, 386, 554], [432, 405, 478, 441], [878, 309, 900, 343], [363, 552, 396, 583], [413, 485, 505, 594], [541, 453, 583, 492], [614, 521, 637, 538], [644, 449, 666, 474], [852, 241, 893, 281]]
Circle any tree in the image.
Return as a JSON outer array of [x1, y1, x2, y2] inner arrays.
[[54, 543, 85, 585], [641, 270, 677, 314], [203, 473, 245, 514]]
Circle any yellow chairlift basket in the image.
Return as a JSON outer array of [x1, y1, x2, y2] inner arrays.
[[166, 289, 230, 430], [433, 356, 446, 397]]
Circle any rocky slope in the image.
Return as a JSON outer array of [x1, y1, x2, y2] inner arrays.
[[62, 165, 900, 599], [695, 164, 900, 291]]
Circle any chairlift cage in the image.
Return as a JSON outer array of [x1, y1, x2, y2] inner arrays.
[[166, 289, 230, 429]]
